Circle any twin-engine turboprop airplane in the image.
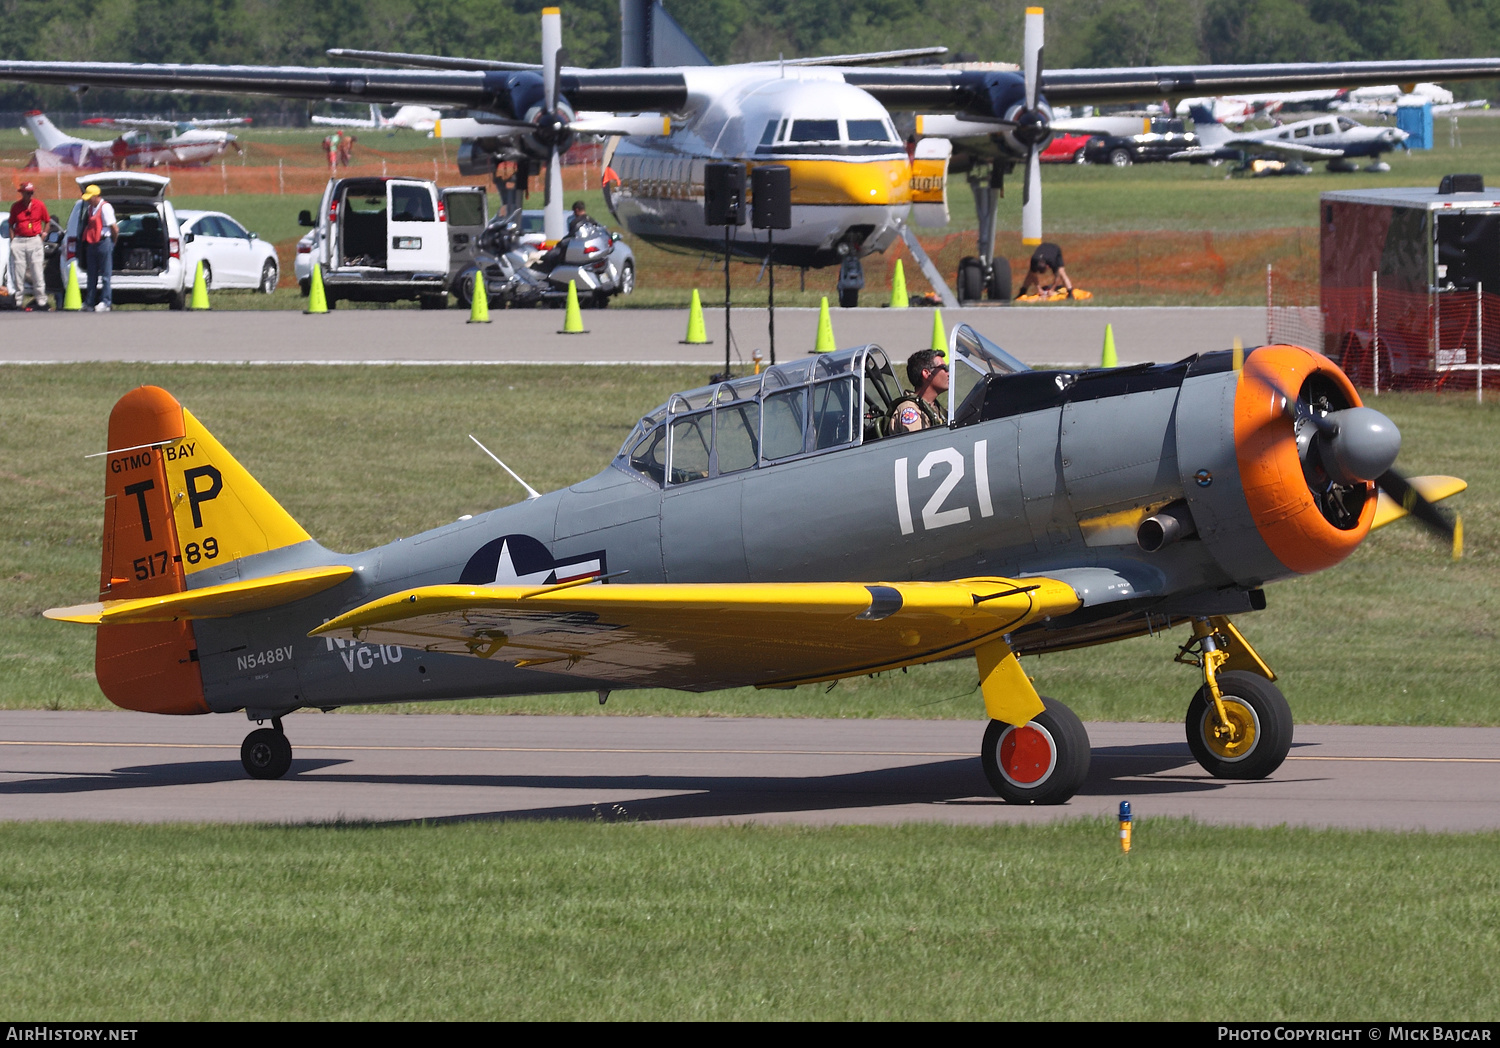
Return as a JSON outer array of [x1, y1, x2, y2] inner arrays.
[[46, 327, 1464, 803], [6, 2, 1500, 303]]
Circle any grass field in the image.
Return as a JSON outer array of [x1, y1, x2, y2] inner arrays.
[[9, 113, 1500, 308], [2, 364, 1494, 724], [1, 819, 1496, 1021]]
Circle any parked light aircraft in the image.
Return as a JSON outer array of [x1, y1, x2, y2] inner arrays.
[[21, 111, 244, 169], [45, 327, 1463, 802], [1172, 105, 1409, 171], [6, 2, 1500, 303], [312, 103, 447, 133]]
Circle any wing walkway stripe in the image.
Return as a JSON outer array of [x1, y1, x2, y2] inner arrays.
[[1, 740, 1497, 763]]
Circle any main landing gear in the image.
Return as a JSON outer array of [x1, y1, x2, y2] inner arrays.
[[241, 717, 293, 780], [980, 697, 1091, 804], [974, 615, 1290, 804], [1176, 617, 1293, 780]]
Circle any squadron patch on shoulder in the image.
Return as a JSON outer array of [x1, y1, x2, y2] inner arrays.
[[899, 404, 922, 427]]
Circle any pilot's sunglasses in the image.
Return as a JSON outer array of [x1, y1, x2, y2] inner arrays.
[[928, 364, 949, 373]]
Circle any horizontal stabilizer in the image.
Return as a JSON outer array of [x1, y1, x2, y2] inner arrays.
[[1372, 475, 1467, 530], [753, 47, 948, 68], [47, 565, 353, 625], [311, 576, 1082, 692]]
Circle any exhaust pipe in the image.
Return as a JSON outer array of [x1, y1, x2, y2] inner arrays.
[[1137, 500, 1198, 553]]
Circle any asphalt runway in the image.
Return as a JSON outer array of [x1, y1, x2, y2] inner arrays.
[[0, 305, 1267, 369], [3, 711, 1496, 831]]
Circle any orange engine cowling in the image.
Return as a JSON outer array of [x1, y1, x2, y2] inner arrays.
[[1233, 345, 1377, 576], [95, 386, 208, 715]]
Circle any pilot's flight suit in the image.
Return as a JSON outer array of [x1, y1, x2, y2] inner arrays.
[[886, 393, 945, 435]]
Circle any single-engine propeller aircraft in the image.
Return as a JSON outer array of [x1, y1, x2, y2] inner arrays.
[[21, 111, 246, 169], [45, 328, 1464, 803], [1170, 106, 1410, 172], [6, 3, 1500, 303]]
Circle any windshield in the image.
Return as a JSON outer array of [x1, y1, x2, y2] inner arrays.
[[616, 345, 903, 486]]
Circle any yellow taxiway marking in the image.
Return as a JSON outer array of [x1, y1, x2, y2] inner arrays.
[[2, 741, 1499, 763]]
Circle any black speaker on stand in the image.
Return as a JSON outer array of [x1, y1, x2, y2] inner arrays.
[[704, 162, 746, 380], [751, 165, 792, 365]]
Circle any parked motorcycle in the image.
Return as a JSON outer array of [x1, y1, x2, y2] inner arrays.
[[452, 210, 631, 309]]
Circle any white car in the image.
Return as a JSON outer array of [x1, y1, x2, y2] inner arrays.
[[62, 172, 189, 308], [177, 209, 279, 292]]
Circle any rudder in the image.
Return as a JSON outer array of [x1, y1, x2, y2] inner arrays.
[[94, 386, 314, 714]]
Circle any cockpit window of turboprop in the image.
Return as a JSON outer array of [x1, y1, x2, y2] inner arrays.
[[790, 120, 841, 143]]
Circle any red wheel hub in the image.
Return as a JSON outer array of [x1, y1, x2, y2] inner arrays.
[[999, 725, 1055, 785]]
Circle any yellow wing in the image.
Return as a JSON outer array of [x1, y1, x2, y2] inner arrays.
[[311, 576, 1084, 725]]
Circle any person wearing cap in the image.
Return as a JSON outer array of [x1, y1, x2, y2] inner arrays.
[[8, 182, 51, 310], [78, 183, 118, 312]]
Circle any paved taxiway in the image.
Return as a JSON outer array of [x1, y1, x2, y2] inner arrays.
[[3, 712, 1495, 831], [0, 305, 1267, 368]]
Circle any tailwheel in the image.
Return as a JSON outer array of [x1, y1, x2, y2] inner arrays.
[[1185, 671, 1293, 780], [241, 724, 293, 780], [980, 697, 1091, 804]]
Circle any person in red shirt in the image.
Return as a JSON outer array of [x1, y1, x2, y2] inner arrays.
[[8, 182, 51, 310]]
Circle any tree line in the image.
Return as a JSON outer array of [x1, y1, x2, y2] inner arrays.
[[1, 0, 1496, 118]]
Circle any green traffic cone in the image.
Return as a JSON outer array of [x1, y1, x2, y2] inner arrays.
[[1102, 323, 1118, 368], [62, 261, 82, 312], [189, 260, 210, 310], [305, 263, 328, 314], [559, 279, 587, 334], [814, 296, 836, 353], [930, 309, 945, 354], [467, 272, 491, 324], [680, 288, 710, 344], [889, 259, 908, 309]]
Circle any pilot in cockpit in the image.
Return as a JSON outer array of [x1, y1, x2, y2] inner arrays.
[[886, 350, 948, 435]]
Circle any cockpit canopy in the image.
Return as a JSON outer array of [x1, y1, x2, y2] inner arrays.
[[616, 326, 1030, 488]]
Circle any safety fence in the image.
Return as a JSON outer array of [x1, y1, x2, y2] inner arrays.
[[1269, 264, 1500, 396], [1, 141, 605, 198]]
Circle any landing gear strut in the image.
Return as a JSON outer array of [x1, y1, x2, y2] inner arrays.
[[1177, 617, 1293, 779], [241, 716, 293, 780], [958, 161, 1013, 304]]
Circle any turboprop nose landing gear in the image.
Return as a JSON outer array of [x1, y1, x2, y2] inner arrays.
[[241, 716, 293, 780], [1177, 617, 1293, 780]]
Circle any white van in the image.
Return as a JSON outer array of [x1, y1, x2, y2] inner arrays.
[[63, 173, 188, 308], [297, 177, 450, 308]]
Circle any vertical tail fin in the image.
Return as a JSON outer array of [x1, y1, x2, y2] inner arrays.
[[94, 386, 314, 714], [22, 111, 72, 153], [619, 0, 713, 67]]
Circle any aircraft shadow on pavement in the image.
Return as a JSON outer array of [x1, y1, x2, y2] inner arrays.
[[0, 740, 1325, 819], [0, 758, 348, 794]]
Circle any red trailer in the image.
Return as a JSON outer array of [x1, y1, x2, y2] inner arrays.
[[1319, 175, 1500, 391]]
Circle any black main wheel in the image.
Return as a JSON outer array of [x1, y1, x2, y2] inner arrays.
[[980, 697, 1091, 804], [241, 727, 293, 780], [987, 257, 1012, 302], [1185, 671, 1293, 780], [957, 256, 984, 304], [838, 287, 859, 308]]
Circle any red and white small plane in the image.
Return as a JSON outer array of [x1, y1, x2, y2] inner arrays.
[[21, 111, 246, 170]]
